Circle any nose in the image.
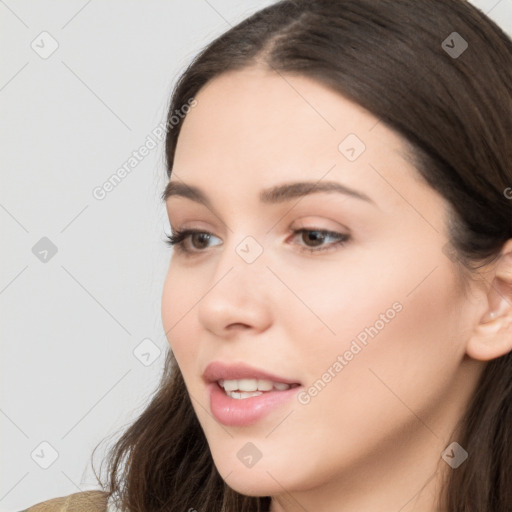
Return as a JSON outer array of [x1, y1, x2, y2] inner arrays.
[[196, 236, 273, 338]]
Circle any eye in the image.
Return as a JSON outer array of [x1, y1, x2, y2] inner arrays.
[[164, 228, 350, 255], [290, 228, 350, 254], [164, 229, 221, 254]]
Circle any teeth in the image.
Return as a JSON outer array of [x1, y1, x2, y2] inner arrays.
[[218, 378, 293, 395], [228, 391, 264, 399]]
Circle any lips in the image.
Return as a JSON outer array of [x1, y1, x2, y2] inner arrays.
[[202, 361, 303, 426], [202, 361, 301, 386]]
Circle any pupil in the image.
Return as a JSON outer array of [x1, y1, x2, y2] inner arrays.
[[193, 233, 210, 248], [305, 231, 324, 246]]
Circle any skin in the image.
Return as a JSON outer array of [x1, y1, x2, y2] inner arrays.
[[161, 65, 512, 512]]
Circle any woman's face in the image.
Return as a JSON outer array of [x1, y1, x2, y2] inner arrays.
[[161, 66, 485, 508]]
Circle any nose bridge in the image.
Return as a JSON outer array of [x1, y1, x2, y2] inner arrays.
[[196, 231, 272, 332], [215, 232, 268, 294]]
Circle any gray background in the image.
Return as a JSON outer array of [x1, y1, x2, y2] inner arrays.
[[1, 1, 510, 510]]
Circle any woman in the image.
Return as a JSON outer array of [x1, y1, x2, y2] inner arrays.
[[21, 0, 512, 510]]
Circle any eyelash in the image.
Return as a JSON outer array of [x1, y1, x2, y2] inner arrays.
[[164, 228, 350, 255]]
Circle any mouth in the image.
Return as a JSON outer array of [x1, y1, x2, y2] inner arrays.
[[203, 361, 303, 426]]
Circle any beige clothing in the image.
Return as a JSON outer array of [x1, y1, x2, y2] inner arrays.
[[18, 490, 115, 512]]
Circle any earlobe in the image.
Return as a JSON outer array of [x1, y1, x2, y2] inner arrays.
[[466, 239, 512, 362]]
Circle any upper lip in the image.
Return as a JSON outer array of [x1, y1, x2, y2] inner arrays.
[[203, 361, 301, 385]]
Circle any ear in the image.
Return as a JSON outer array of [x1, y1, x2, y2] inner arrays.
[[466, 239, 512, 361]]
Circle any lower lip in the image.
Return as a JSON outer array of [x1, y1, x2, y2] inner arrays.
[[208, 382, 301, 426]]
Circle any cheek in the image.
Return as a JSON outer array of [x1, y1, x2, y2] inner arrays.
[[288, 246, 465, 415], [297, 259, 466, 441], [161, 269, 202, 369]]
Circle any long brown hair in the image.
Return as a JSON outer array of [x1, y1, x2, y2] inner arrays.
[[92, 1, 512, 510]]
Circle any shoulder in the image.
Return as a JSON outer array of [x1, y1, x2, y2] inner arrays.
[[18, 490, 112, 512]]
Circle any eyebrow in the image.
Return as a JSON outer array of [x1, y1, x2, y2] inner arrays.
[[162, 180, 374, 208]]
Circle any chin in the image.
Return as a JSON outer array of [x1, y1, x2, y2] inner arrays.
[[219, 466, 281, 497], [209, 444, 306, 498]]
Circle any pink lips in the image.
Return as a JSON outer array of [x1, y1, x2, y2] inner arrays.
[[203, 361, 302, 427]]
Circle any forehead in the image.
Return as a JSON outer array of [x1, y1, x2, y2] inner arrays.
[[176, 66, 407, 153], [170, 66, 427, 211]]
